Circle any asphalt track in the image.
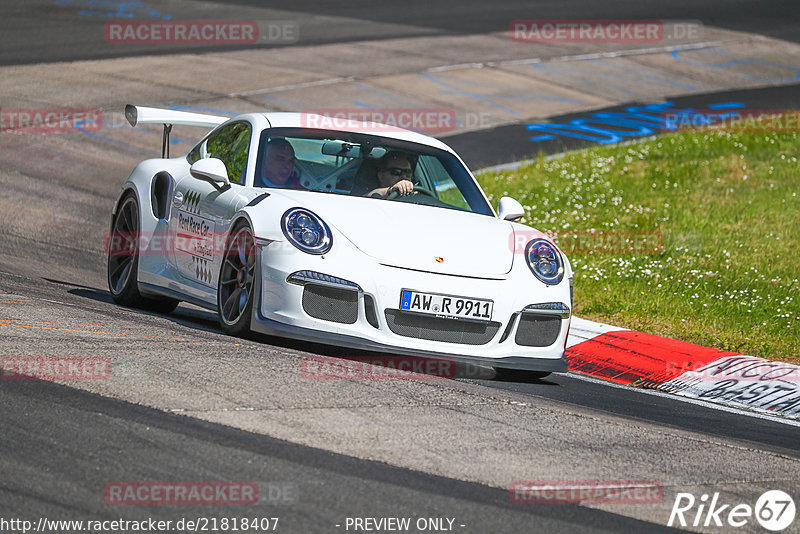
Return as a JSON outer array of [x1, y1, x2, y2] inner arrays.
[[2, 0, 799, 64], [1, 1, 800, 533], [449, 82, 800, 169], [1, 367, 680, 534]]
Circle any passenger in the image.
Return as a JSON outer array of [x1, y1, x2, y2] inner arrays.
[[258, 138, 306, 189]]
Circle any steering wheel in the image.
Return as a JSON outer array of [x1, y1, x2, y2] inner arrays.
[[386, 184, 436, 200]]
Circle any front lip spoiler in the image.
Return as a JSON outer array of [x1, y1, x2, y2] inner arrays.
[[251, 307, 568, 373]]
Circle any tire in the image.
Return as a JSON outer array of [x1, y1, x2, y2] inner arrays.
[[217, 222, 257, 337], [493, 367, 551, 381], [107, 193, 179, 314]]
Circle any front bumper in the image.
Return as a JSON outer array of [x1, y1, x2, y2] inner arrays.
[[250, 240, 571, 373]]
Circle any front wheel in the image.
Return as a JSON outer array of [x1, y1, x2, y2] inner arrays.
[[217, 223, 257, 337], [107, 193, 178, 314]]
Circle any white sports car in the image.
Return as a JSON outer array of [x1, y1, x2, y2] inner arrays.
[[107, 105, 572, 375]]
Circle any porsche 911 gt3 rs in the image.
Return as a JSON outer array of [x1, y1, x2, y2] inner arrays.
[[107, 105, 573, 375]]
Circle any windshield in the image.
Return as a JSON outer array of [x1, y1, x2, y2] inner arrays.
[[254, 128, 494, 216]]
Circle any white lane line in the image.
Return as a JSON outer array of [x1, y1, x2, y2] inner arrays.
[[228, 36, 757, 98], [429, 38, 749, 72], [229, 76, 356, 97], [494, 39, 741, 66], [427, 62, 488, 72], [565, 371, 800, 427]]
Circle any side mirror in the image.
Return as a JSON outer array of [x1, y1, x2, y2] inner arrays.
[[190, 158, 230, 186], [497, 196, 525, 221]]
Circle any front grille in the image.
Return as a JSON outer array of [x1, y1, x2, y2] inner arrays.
[[515, 314, 562, 347], [384, 309, 500, 345], [302, 284, 358, 324]]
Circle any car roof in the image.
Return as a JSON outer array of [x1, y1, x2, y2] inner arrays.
[[258, 112, 457, 154]]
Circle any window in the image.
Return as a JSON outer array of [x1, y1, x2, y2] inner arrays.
[[416, 155, 471, 211], [253, 128, 493, 216], [205, 122, 251, 184], [186, 143, 202, 164]]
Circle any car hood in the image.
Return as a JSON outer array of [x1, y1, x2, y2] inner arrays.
[[272, 191, 519, 278]]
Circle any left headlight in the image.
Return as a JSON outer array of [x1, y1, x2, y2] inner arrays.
[[281, 208, 332, 255], [525, 239, 564, 285]]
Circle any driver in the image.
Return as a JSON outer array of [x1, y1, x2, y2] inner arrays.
[[364, 151, 416, 198], [257, 138, 306, 189]]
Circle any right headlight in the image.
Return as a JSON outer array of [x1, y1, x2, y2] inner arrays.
[[525, 239, 564, 285], [281, 208, 332, 255]]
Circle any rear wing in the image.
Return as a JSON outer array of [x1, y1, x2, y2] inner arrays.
[[124, 104, 228, 158]]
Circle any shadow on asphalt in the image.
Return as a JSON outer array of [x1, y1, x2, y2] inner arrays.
[[56, 279, 561, 384]]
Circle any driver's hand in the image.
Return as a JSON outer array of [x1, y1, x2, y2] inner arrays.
[[389, 179, 415, 196]]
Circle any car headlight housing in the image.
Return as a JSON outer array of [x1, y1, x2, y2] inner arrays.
[[525, 239, 564, 285], [281, 208, 332, 254]]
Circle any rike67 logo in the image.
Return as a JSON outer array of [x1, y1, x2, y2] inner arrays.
[[668, 490, 795, 531]]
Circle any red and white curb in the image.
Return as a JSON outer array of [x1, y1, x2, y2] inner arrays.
[[566, 317, 800, 420]]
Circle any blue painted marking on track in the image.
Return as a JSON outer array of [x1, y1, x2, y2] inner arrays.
[[53, 0, 171, 19], [525, 100, 749, 145], [353, 83, 420, 106], [592, 59, 696, 91], [419, 73, 521, 117], [74, 117, 191, 152], [532, 60, 696, 94], [75, 120, 142, 149], [351, 98, 470, 129], [532, 63, 636, 96], [707, 102, 745, 110], [671, 49, 800, 83], [419, 72, 584, 119]]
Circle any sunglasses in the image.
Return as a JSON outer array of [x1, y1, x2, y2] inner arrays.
[[383, 167, 413, 177]]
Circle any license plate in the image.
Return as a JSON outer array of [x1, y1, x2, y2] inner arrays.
[[400, 289, 493, 322]]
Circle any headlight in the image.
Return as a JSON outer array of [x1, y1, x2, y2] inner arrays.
[[525, 239, 564, 285], [281, 208, 332, 254]]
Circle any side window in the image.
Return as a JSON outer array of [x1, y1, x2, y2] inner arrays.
[[186, 143, 202, 164], [206, 122, 251, 185], [418, 156, 471, 210]]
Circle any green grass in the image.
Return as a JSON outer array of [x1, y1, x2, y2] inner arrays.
[[478, 130, 800, 363]]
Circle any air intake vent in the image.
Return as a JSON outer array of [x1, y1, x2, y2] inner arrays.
[[302, 285, 358, 324], [515, 314, 562, 347], [384, 310, 500, 345]]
